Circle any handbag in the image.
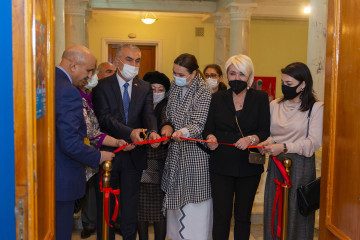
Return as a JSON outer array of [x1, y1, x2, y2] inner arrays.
[[248, 151, 266, 164], [235, 115, 265, 165], [296, 104, 320, 216], [297, 177, 321, 216]]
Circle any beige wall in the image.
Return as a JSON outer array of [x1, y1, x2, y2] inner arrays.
[[88, 12, 308, 97], [88, 11, 215, 79], [250, 19, 308, 98]]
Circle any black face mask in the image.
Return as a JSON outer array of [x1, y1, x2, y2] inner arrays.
[[282, 81, 302, 100], [229, 80, 247, 94]]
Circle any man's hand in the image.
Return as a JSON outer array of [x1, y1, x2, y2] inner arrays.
[[206, 134, 219, 150], [130, 128, 146, 144], [161, 125, 173, 144], [149, 132, 161, 148], [116, 139, 135, 151], [99, 151, 115, 165], [172, 130, 183, 142]]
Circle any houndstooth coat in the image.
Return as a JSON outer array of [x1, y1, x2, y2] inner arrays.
[[161, 74, 212, 210]]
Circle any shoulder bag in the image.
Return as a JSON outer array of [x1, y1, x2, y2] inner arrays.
[[296, 104, 321, 216]]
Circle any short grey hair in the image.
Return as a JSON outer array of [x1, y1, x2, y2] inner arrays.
[[225, 54, 255, 87], [115, 43, 141, 59]]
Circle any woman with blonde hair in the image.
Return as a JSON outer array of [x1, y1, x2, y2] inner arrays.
[[203, 54, 270, 239]]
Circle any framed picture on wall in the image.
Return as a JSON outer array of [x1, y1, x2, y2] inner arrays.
[[252, 76, 276, 102]]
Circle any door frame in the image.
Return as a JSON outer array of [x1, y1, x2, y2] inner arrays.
[[101, 38, 162, 71]]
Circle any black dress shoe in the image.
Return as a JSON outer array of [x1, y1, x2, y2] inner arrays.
[[114, 222, 122, 235], [81, 227, 95, 239]]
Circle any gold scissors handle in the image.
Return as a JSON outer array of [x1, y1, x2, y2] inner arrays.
[[142, 129, 148, 141]]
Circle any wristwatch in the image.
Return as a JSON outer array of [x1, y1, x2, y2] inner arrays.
[[283, 143, 288, 153], [247, 135, 256, 145]]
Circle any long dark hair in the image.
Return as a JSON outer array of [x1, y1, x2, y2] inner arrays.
[[174, 53, 204, 79], [280, 62, 317, 111]]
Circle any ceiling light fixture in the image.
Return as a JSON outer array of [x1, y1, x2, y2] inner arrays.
[[141, 12, 158, 24], [304, 6, 311, 14]]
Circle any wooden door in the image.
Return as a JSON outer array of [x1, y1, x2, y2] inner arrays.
[[320, 0, 360, 239], [13, 0, 55, 239], [108, 44, 156, 79]]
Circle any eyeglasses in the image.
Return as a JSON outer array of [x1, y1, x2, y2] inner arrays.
[[205, 73, 218, 78]]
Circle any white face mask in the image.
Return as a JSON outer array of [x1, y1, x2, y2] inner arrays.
[[119, 60, 139, 80], [206, 78, 219, 90], [85, 74, 98, 89], [153, 92, 165, 104]]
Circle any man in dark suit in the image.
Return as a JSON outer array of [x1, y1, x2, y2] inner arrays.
[[55, 45, 115, 240], [92, 44, 161, 240]]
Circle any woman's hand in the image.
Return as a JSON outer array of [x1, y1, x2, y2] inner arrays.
[[206, 134, 219, 150], [257, 140, 269, 155], [172, 131, 183, 142], [234, 137, 251, 150], [161, 125, 173, 144], [116, 139, 135, 151], [263, 143, 284, 156]]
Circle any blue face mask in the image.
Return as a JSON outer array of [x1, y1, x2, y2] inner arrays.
[[174, 75, 190, 87]]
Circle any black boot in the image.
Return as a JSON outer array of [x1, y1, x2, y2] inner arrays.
[[154, 220, 166, 240], [137, 221, 149, 240]]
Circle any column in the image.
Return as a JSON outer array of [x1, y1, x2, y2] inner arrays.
[[307, 0, 328, 102], [65, 0, 89, 48], [227, 3, 257, 56], [213, 12, 230, 69], [55, 0, 65, 65], [306, 0, 328, 230]]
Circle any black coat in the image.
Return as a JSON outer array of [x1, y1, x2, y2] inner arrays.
[[203, 88, 270, 177]]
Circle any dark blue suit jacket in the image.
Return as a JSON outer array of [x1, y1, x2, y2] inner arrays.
[[92, 74, 157, 170], [55, 67, 101, 201]]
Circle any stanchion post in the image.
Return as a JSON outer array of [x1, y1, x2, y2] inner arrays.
[[281, 158, 292, 240], [102, 161, 112, 240]]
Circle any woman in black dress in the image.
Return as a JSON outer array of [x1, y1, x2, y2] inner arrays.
[[203, 54, 270, 240]]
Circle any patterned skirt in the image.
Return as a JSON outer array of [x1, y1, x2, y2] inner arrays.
[[138, 183, 166, 222], [264, 153, 316, 240]]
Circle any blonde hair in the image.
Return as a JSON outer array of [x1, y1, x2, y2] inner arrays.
[[225, 54, 254, 87]]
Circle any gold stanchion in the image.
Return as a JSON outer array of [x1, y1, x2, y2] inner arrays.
[[281, 158, 292, 240], [102, 161, 112, 240]]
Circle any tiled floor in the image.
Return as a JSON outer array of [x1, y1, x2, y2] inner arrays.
[[72, 208, 319, 240], [72, 223, 318, 240]]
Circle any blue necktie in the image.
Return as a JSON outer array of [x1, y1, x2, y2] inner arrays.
[[123, 82, 130, 124]]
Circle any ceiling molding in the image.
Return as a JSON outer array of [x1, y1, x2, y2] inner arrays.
[[90, 0, 216, 13], [89, 0, 310, 20]]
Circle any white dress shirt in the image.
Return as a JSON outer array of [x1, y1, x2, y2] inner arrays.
[[116, 72, 133, 100]]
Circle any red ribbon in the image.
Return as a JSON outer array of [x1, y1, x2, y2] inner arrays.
[[99, 171, 120, 228], [270, 156, 292, 240], [113, 136, 264, 153], [113, 136, 171, 153]]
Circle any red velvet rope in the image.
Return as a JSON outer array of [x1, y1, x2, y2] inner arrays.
[[270, 156, 292, 239], [99, 171, 120, 228]]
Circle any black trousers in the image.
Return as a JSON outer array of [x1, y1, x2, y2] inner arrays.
[[96, 155, 142, 240], [210, 172, 261, 240]]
